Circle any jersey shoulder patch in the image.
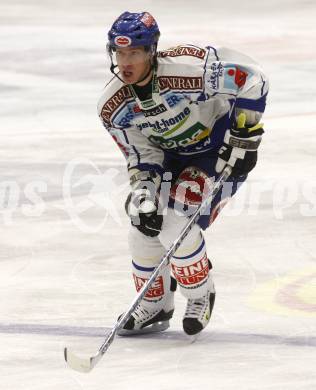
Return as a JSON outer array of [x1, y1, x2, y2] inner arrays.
[[98, 78, 132, 126], [157, 44, 207, 60], [206, 62, 250, 93], [156, 45, 206, 90]]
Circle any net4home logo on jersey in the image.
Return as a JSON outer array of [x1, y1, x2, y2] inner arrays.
[[136, 106, 191, 135], [148, 121, 211, 149], [133, 103, 212, 150]]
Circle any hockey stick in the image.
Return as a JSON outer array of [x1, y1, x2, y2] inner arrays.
[[64, 165, 232, 372]]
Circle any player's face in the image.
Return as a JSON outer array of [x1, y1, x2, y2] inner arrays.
[[115, 46, 152, 85]]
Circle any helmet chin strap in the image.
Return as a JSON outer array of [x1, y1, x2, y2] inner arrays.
[[109, 62, 125, 83], [110, 61, 153, 85]]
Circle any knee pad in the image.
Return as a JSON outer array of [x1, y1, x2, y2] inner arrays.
[[159, 209, 202, 257], [128, 226, 165, 267]]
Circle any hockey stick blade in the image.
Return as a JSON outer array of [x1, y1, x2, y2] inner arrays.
[[64, 330, 114, 372], [64, 347, 102, 373], [64, 347, 93, 373]]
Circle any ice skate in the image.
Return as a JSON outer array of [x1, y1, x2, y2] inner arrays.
[[117, 289, 175, 336], [182, 278, 216, 335]]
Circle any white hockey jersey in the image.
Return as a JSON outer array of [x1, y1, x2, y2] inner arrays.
[[98, 45, 268, 178]]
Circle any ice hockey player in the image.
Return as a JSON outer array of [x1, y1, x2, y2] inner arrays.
[[98, 11, 268, 336]]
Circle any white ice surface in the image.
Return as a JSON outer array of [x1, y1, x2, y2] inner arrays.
[[0, 1, 315, 389]]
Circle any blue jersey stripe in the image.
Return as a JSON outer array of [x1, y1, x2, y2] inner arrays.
[[236, 93, 267, 113]]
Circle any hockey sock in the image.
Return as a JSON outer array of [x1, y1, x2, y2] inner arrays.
[[171, 236, 213, 299], [131, 260, 172, 311]]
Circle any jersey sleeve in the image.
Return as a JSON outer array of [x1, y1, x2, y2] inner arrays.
[[103, 122, 165, 177], [97, 84, 165, 179], [204, 46, 269, 117]]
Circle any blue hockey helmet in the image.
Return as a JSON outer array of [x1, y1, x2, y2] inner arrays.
[[108, 11, 160, 51]]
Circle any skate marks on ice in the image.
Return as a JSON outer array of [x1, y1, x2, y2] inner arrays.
[[0, 322, 314, 348], [0, 323, 107, 338], [122, 329, 316, 349], [0, 323, 316, 347]]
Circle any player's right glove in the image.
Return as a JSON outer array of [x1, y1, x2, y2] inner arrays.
[[215, 113, 264, 177], [125, 171, 163, 237]]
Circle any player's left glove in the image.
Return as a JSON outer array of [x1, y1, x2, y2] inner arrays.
[[215, 113, 264, 177]]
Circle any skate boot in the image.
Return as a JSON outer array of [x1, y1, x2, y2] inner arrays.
[[182, 277, 216, 335], [118, 277, 177, 336]]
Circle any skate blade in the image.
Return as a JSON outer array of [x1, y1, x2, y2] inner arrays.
[[118, 320, 170, 336], [187, 332, 201, 343]]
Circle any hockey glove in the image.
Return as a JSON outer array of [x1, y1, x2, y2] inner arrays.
[[125, 172, 163, 237], [215, 113, 264, 177]]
